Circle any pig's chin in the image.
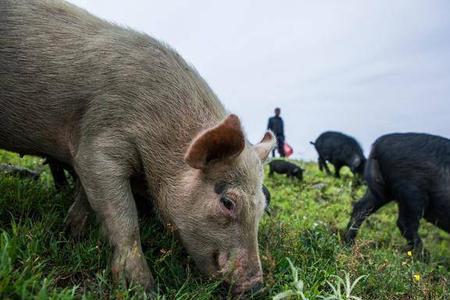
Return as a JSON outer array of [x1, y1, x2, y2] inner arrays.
[[174, 230, 219, 275], [189, 251, 220, 276]]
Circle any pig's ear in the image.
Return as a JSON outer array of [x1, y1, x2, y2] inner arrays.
[[254, 131, 276, 162], [185, 114, 245, 169]]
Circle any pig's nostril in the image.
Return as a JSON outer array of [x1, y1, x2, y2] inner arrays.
[[212, 250, 220, 271]]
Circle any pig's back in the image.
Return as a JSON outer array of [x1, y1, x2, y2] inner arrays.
[[0, 0, 225, 162], [371, 133, 450, 196], [0, 0, 163, 110], [0, 0, 115, 158], [373, 133, 450, 169], [0, 0, 108, 101], [316, 131, 363, 160]]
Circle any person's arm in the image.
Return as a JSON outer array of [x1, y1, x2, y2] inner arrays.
[[267, 118, 272, 131], [280, 119, 285, 137]]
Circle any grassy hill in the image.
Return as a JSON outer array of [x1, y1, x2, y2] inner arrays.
[[0, 150, 449, 299]]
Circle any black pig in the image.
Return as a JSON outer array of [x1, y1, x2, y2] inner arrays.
[[311, 131, 365, 178], [268, 160, 303, 181], [0, 163, 40, 180], [44, 157, 77, 191], [345, 133, 450, 252]]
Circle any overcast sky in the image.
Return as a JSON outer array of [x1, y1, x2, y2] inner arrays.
[[69, 0, 450, 160]]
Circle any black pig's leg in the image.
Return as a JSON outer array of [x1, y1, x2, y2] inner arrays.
[[333, 162, 342, 178], [48, 160, 69, 191], [319, 157, 331, 175], [396, 189, 425, 252], [345, 190, 389, 244]]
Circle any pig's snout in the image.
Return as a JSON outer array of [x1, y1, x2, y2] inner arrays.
[[217, 249, 264, 297]]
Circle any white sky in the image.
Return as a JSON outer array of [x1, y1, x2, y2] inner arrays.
[[68, 0, 450, 160]]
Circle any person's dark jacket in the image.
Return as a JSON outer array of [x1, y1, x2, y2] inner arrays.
[[267, 116, 284, 137]]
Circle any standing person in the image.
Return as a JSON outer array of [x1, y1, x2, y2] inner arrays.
[[267, 107, 285, 157]]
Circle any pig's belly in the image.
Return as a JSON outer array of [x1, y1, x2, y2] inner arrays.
[[0, 128, 49, 158], [0, 106, 71, 162], [424, 198, 450, 232]]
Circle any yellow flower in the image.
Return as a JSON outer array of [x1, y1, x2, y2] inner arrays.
[[407, 251, 412, 257], [413, 274, 421, 282]]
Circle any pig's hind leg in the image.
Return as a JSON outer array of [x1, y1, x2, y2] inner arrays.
[[74, 139, 154, 291], [332, 161, 342, 178], [65, 179, 92, 238], [396, 186, 426, 253], [318, 157, 331, 175]]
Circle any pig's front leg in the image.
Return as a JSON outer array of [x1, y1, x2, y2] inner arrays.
[[74, 141, 154, 290]]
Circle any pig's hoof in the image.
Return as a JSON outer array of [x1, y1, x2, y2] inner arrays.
[[65, 203, 89, 239], [111, 246, 155, 291], [343, 232, 356, 246]]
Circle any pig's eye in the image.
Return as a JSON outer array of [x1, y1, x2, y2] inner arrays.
[[220, 196, 235, 211]]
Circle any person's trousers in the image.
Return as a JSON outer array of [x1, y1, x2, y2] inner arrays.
[[272, 135, 285, 157]]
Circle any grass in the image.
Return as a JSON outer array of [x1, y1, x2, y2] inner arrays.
[[0, 150, 449, 299]]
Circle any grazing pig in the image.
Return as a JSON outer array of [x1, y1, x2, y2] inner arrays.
[[345, 133, 450, 252], [268, 160, 303, 181], [0, 0, 276, 295], [311, 131, 366, 178], [44, 157, 76, 191], [0, 163, 41, 180]]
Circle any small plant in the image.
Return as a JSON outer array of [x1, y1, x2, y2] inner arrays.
[[273, 258, 308, 300], [319, 272, 367, 300]]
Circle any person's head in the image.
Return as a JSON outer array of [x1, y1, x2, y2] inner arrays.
[[274, 108, 281, 117]]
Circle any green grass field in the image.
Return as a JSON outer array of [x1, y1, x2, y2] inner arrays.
[[0, 150, 449, 299]]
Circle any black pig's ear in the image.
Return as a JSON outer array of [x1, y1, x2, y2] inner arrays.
[[262, 185, 271, 215], [185, 114, 245, 169], [254, 131, 276, 162]]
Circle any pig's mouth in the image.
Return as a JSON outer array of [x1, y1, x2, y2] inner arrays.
[[219, 275, 265, 298], [211, 250, 265, 297], [230, 277, 265, 297], [186, 246, 265, 297]]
